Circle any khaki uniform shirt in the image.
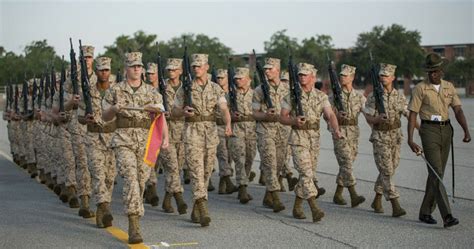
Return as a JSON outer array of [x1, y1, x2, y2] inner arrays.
[[408, 79, 461, 121]]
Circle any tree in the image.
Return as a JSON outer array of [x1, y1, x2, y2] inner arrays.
[[445, 56, 474, 87], [102, 31, 158, 73], [298, 35, 334, 78], [342, 24, 425, 85], [23, 40, 64, 78], [263, 29, 300, 68]]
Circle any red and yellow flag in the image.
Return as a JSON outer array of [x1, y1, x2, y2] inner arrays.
[[143, 114, 165, 167]]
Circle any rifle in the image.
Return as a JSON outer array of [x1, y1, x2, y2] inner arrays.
[[37, 75, 44, 110], [369, 51, 386, 115], [69, 38, 79, 95], [22, 78, 29, 118], [50, 65, 56, 108], [327, 54, 344, 112], [32, 78, 38, 112], [253, 49, 273, 109], [78, 39, 93, 115], [59, 56, 66, 113], [288, 49, 304, 117], [14, 85, 19, 115], [227, 59, 239, 113], [156, 51, 169, 112], [4, 84, 8, 112], [116, 68, 122, 83], [44, 70, 50, 109], [182, 43, 193, 110], [210, 64, 218, 84]]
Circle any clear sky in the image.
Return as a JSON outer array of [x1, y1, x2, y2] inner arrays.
[[1, 0, 473, 58]]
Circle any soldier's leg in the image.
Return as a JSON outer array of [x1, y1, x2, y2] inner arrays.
[[59, 129, 79, 207], [217, 127, 235, 194], [72, 134, 92, 198], [259, 136, 280, 192]]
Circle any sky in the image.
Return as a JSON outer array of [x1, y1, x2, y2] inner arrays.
[[0, 0, 473, 58]]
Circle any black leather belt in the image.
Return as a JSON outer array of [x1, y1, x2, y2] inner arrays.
[[421, 119, 450, 126]]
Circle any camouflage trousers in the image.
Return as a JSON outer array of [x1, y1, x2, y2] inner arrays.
[[257, 133, 287, 192], [333, 126, 359, 187], [229, 135, 256, 186], [71, 131, 92, 197], [217, 125, 233, 177], [291, 144, 319, 199], [19, 121, 36, 164], [371, 130, 401, 200], [7, 122, 15, 155], [185, 142, 217, 201], [85, 135, 116, 204], [33, 121, 45, 171], [56, 126, 77, 187], [280, 145, 293, 177], [115, 145, 151, 217], [158, 142, 185, 194], [311, 135, 321, 184]]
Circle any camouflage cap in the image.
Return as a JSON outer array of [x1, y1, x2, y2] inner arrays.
[[217, 69, 227, 78], [81, 45, 95, 57], [95, 57, 112, 71], [191, 54, 209, 67], [125, 52, 144, 67], [379, 63, 397, 76], [234, 67, 250, 79], [165, 58, 183, 70], [263, 57, 280, 69], [280, 71, 289, 81], [339, 64, 356, 76], [297, 62, 315, 75], [146, 62, 158, 74]]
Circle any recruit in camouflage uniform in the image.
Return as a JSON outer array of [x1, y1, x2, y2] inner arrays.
[[252, 57, 289, 213], [331, 64, 366, 208], [172, 53, 232, 227], [278, 70, 298, 192], [83, 56, 117, 228], [280, 63, 342, 222], [363, 63, 408, 218], [228, 67, 257, 204], [215, 68, 238, 195], [158, 58, 188, 214], [19, 82, 37, 177], [103, 52, 168, 244]]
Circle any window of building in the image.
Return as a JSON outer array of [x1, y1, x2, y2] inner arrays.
[[454, 46, 466, 59]]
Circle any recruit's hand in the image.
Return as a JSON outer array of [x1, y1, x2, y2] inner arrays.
[[183, 106, 194, 117]]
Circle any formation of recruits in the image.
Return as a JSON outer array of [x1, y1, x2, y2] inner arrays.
[[3, 47, 470, 244]]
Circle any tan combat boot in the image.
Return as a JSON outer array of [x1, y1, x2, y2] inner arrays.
[[191, 201, 200, 223], [183, 169, 190, 184], [308, 196, 325, 222], [333, 185, 347, 205], [96, 203, 105, 228], [390, 198, 407, 217], [292, 196, 306, 219], [128, 215, 143, 244], [196, 198, 211, 227], [348, 185, 365, 208], [238, 185, 250, 204], [207, 178, 215, 192], [371, 193, 384, 213], [286, 173, 298, 192], [218, 177, 227, 194], [248, 171, 256, 182], [102, 202, 113, 228], [314, 182, 326, 198], [162, 192, 174, 213], [38, 169, 46, 184], [224, 176, 238, 194], [278, 176, 286, 192], [68, 186, 80, 208], [262, 191, 273, 209], [27, 163, 38, 178], [271, 191, 285, 213], [258, 170, 265, 186], [59, 184, 70, 203], [174, 192, 188, 214], [78, 195, 95, 218], [145, 184, 159, 207]]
